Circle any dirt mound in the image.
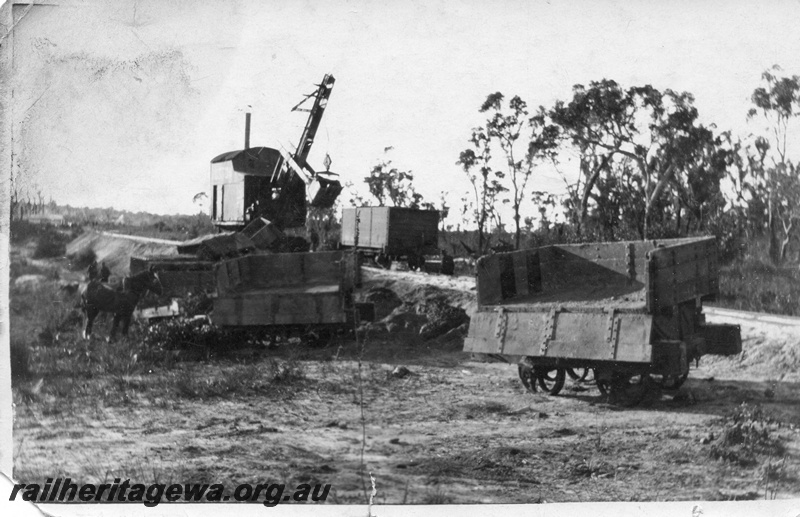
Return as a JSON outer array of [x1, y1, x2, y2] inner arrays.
[[66, 231, 180, 276], [414, 296, 470, 340], [381, 307, 430, 334], [362, 267, 477, 315], [703, 309, 800, 382], [738, 337, 800, 379], [361, 287, 404, 320], [359, 267, 473, 346], [360, 283, 469, 344]]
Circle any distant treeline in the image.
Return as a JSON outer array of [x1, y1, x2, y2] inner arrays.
[[11, 202, 215, 242]]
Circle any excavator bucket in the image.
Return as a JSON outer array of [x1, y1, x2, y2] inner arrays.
[[308, 175, 343, 208]]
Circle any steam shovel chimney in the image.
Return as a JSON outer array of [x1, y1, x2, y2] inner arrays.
[[244, 112, 251, 150]]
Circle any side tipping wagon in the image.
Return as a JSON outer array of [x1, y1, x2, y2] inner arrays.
[[210, 250, 372, 342], [463, 236, 742, 406], [340, 206, 440, 270]]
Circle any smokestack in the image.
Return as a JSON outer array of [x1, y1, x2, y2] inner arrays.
[[244, 113, 251, 149]]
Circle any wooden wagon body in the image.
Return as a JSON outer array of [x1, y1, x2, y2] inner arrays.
[[463, 237, 742, 402], [210, 251, 362, 328], [340, 207, 439, 269]]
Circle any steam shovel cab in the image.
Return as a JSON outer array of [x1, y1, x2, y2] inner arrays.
[[210, 146, 307, 231], [463, 236, 742, 406], [210, 74, 343, 233]]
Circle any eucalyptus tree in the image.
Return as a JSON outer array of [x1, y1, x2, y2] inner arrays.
[[363, 147, 430, 209], [550, 79, 723, 239], [747, 65, 800, 263], [457, 143, 507, 254], [474, 93, 560, 248], [720, 132, 770, 239]]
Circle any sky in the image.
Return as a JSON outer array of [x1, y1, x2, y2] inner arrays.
[[5, 0, 800, 220]]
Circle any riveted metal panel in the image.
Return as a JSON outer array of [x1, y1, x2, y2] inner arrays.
[[465, 308, 652, 363]]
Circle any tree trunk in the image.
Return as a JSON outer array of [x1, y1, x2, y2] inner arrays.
[[643, 162, 678, 240], [779, 218, 793, 263], [578, 155, 609, 236], [780, 234, 790, 262], [768, 195, 780, 264]]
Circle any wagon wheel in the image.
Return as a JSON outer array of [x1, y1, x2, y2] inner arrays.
[[596, 378, 610, 396], [303, 327, 332, 348], [594, 368, 610, 395], [518, 363, 537, 393], [657, 372, 689, 391], [536, 367, 566, 395], [407, 253, 426, 272], [376, 253, 392, 269], [416, 255, 428, 273], [566, 367, 591, 382], [607, 372, 654, 407]]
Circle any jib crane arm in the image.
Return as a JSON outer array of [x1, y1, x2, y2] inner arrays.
[[272, 74, 343, 209], [291, 74, 335, 166], [277, 144, 314, 186]]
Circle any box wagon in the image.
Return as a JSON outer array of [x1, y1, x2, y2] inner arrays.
[[340, 207, 439, 270], [463, 236, 741, 405]]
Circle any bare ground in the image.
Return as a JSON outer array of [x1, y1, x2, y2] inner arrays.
[[11, 263, 800, 504]]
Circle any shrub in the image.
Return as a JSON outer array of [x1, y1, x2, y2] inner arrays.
[[33, 229, 70, 259], [267, 355, 306, 384], [68, 248, 97, 271], [10, 220, 39, 244], [181, 293, 214, 317], [140, 318, 268, 360], [709, 403, 784, 467]]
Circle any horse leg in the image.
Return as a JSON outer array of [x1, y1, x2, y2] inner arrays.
[[121, 314, 132, 336], [83, 307, 99, 340], [109, 315, 121, 343]]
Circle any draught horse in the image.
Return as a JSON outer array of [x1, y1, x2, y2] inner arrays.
[[80, 269, 163, 341]]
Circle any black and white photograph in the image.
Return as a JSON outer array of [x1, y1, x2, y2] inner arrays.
[[2, 0, 800, 514]]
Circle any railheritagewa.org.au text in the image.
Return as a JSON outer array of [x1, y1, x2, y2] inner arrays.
[[9, 478, 331, 506]]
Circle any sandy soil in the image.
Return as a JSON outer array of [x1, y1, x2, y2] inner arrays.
[[11, 261, 800, 504], [66, 231, 179, 274]]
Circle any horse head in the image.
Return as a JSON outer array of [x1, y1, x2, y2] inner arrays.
[[100, 262, 111, 282], [87, 260, 99, 281], [149, 271, 164, 296], [126, 269, 164, 297]]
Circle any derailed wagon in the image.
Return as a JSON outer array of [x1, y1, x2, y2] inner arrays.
[[463, 236, 742, 406]]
